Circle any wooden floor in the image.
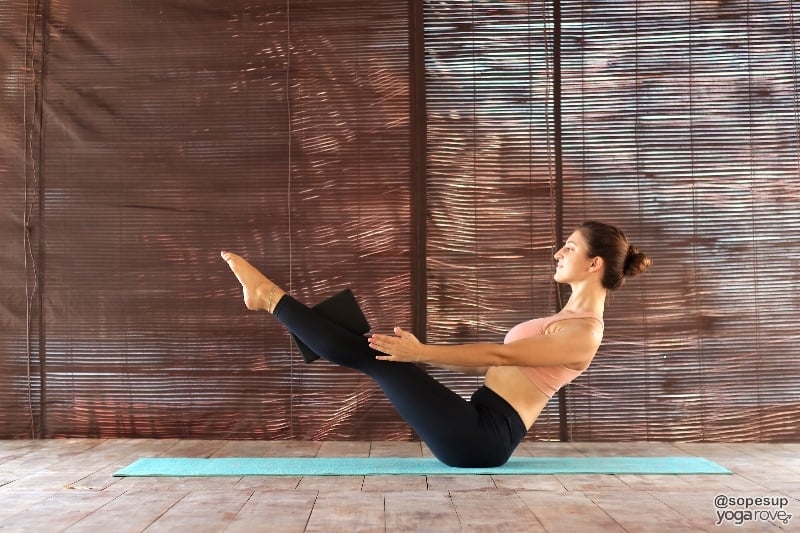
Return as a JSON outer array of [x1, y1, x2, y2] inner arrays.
[[0, 439, 797, 532]]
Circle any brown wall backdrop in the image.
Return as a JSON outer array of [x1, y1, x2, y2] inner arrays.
[[1, 0, 798, 441]]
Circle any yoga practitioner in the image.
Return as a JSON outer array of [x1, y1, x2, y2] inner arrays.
[[221, 221, 651, 467]]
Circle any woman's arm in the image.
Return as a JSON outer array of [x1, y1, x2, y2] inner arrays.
[[369, 320, 602, 368], [427, 363, 489, 376]]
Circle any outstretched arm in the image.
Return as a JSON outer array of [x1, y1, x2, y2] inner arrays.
[[369, 320, 602, 369], [427, 363, 489, 376]]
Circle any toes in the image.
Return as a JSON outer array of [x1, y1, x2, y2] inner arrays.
[[221, 251, 240, 264]]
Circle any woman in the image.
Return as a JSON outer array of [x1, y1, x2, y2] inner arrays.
[[221, 221, 651, 467]]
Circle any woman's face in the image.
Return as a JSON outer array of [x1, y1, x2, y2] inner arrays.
[[553, 230, 597, 284]]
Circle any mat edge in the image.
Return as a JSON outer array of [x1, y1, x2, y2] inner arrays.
[[113, 456, 732, 477]]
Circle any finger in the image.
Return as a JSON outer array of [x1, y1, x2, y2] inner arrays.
[[368, 339, 388, 353]]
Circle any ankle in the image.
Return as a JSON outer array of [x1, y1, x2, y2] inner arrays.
[[265, 284, 278, 312], [257, 283, 285, 313], [268, 290, 285, 313]]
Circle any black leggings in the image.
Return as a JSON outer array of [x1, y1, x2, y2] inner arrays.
[[272, 294, 527, 467]]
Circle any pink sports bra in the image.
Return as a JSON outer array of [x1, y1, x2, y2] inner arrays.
[[503, 312, 604, 398]]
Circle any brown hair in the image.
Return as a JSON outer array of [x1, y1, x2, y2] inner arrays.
[[578, 221, 651, 290]]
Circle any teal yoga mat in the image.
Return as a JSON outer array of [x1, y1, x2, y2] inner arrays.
[[113, 456, 731, 477]]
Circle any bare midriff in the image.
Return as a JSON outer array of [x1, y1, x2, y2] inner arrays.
[[483, 366, 552, 429]]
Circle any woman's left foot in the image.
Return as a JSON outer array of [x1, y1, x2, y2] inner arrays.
[[221, 251, 285, 312]]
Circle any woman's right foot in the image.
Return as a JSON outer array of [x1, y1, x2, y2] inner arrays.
[[221, 251, 285, 313]]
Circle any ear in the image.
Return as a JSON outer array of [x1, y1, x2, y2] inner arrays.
[[589, 256, 603, 272]]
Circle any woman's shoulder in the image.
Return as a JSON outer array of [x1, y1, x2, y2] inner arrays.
[[545, 311, 604, 335], [543, 312, 605, 346], [551, 310, 604, 326], [505, 310, 603, 344]]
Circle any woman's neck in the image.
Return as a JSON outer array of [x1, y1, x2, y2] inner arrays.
[[561, 282, 606, 316]]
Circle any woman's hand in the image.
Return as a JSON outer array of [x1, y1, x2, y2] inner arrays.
[[369, 327, 426, 362]]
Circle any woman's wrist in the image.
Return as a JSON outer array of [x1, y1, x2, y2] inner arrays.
[[418, 343, 436, 364]]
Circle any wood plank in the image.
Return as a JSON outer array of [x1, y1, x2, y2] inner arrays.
[[97, 439, 182, 485], [0, 490, 119, 531], [224, 490, 318, 533], [450, 489, 545, 532], [517, 441, 586, 457], [0, 473, 18, 488], [492, 474, 567, 492], [0, 440, 797, 533], [234, 475, 302, 491], [651, 491, 784, 532], [259, 440, 322, 457], [384, 491, 462, 532], [420, 443, 434, 458], [369, 441, 423, 457], [65, 489, 187, 533], [571, 441, 689, 457], [297, 475, 365, 492], [2, 471, 99, 491], [554, 473, 631, 492], [304, 490, 385, 533], [144, 490, 252, 532], [361, 474, 428, 492], [63, 439, 146, 467], [148, 476, 245, 492], [615, 474, 695, 491], [68, 465, 127, 491], [726, 462, 791, 487], [586, 490, 704, 533], [0, 490, 55, 521], [106, 476, 184, 492], [158, 439, 229, 458], [0, 440, 38, 452], [679, 473, 768, 492], [214, 439, 297, 457], [517, 491, 626, 532], [98, 438, 180, 462], [0, 440, 46, 462], [0, 439, 102, 474], [111, 474, 243, 492], [674, 442, 749, 460], [317, 440, 371, 457], [426, 474, 496, 492]]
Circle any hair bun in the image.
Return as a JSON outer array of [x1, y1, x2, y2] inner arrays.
[[624, 245, 652, 277]]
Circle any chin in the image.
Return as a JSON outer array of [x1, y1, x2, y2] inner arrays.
[[553, 271, 572, 284]]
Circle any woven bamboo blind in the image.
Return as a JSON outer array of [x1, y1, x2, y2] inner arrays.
[[558, 0, 800, 441], [3, 0, 413, 439], [423, 1, 565, 440], [1, 0, 798, 441]]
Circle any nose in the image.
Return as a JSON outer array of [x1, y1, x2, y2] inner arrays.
[[554, 247, 563, 260]]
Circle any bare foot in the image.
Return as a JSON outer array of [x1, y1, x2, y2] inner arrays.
[[221, 251, 286, 313]]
